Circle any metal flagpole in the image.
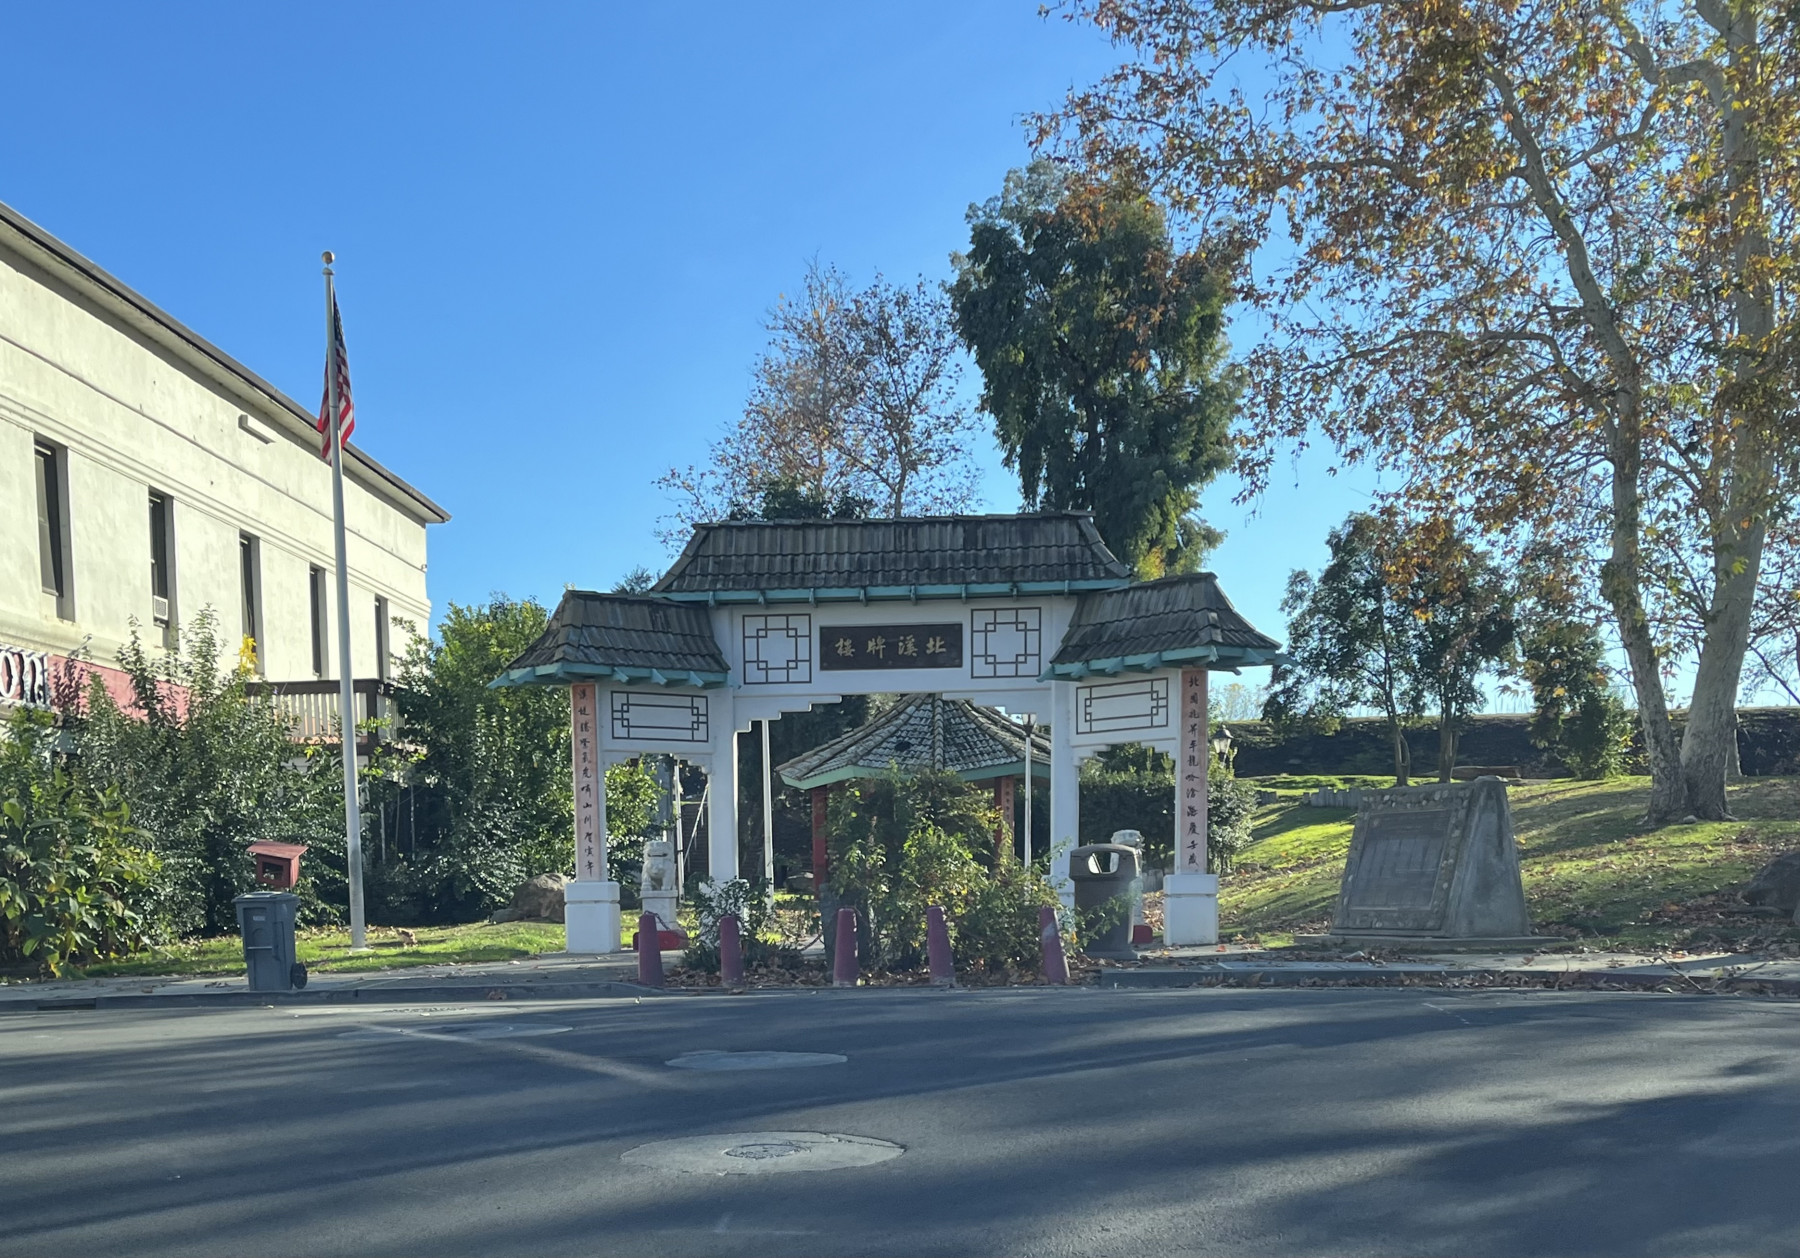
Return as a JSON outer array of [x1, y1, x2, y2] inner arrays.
[[324, 252, 368, 952]]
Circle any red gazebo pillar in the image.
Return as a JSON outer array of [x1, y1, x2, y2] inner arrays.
[[993, 776, 1016, 863]]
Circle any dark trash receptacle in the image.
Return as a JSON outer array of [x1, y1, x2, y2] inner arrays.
[[234, 891, 306, 992], [1069, 844, 1142, 959]]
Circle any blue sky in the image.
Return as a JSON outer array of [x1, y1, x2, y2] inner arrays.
[[3, 2, 1390, 692]]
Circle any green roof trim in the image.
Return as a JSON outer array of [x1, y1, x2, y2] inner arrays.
[[655, 578, 1129, 606], [1041, 645, 1290, 680], [489, 662, 730, 690]]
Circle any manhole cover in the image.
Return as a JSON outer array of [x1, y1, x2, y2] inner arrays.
[[622, 1131, 903, 1175], [666, 1051, 847, 1071], [337, 1021, 571, 1041]]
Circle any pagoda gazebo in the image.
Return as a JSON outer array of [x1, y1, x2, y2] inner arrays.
[[775, 692, 1053, 883], [491, 512, 1286, 953]]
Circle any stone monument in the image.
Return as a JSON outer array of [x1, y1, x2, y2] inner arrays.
[[640, 838, 679, 935], [1313, 777, 1542, 948]]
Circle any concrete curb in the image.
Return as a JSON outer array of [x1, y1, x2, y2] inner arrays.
[[1100, 966, 1800, 997], [5, 979, 672, 1014], [9, 965, 1798, 1013]]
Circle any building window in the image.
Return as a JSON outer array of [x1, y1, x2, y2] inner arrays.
[[35, 440, 71, 616], [148, 491, 175, 640], [373, 595, 390, 681], [309, 565, 328, 678], [239, 533, 262, 672]]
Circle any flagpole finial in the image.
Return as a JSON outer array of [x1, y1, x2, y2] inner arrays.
[[322, 250, 335, 272]]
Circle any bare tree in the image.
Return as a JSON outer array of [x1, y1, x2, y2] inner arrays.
[[659, 263, 980, 538]]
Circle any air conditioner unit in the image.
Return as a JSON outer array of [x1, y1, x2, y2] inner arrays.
[[152, 595, 170, 625]]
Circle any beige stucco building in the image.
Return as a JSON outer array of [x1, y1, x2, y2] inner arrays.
[[1, 199, 446, 711]]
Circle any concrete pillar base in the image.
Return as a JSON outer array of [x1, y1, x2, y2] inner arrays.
[[641, 890, 680, 934], [564, 880, 622, 953], [1162, 872, 1219, 946]]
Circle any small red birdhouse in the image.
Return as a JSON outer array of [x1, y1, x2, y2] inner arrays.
[[247, 841, 308, 890]]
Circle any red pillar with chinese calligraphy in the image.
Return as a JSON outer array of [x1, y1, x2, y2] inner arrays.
[[811, 785, 830, 895], [572, 682, 604, 882], [992, 776, 1016, 863], [1179, 668, 1210, 875]]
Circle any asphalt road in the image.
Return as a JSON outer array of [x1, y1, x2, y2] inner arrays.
[[2, 988, 1797, 1257]]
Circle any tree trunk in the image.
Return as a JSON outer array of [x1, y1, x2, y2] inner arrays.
[[1682, 520, 1763, 818], [1682, 4, 1776, 823], [1389, 717, 1411, 787], [1601, 393, 1686, 822], [1436, 709, 1458, 783]]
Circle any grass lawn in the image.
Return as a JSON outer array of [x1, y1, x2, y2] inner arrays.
[[1221, 775, 1800, 951], [66, 920, 569, 980]]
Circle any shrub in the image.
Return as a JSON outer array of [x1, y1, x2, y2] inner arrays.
[[1521, 619, 1633, 779], [1, 710, 161, 974], [1204, 775, 1256, 873], [949, 857, 1064, 973], [73, 612, 343, 936], [827, 772, 1066, 976], [681, 876, 783, 972], [384, 598, 661, 922]]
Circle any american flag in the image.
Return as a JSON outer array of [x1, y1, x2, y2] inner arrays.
[[316, 294, 355, 461]]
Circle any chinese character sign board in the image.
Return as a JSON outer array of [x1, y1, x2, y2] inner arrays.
[[571, 682, 604, 881], [1179, 669, 1210, 874], [819, 623, 963, 671]]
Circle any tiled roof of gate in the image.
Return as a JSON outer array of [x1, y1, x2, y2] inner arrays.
[[489, 591, 730, 689], [776, 693, 1052, 790], [650, 513, 1132, 603], [1046, 573, 1287, 678]]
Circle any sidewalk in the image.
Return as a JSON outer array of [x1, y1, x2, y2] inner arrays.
[[4, 944, 1797, 1013], [0, 950, 663, 1014], [1096, 944, 1800, 996]]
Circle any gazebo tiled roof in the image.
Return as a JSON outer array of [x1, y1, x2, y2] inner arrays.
[[776, 693, 1052, 790], [490, 590, 731, 689], [650, 512, 1132, 604], [1046, 573, 1287, 678]]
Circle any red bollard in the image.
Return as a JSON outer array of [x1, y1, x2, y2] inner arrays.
[[1039, 905, 1069, 986], [637, 911, 664, 987], [719, 912, 745, 988], [926, 905, 955, 986], [832, 906, 859, 988]]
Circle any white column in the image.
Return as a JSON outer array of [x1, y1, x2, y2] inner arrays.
[[565, 682, 621, 953], [707, 705, 740, 885], [1165, 668, 1219, 945], [1049, 681, 1079, 907], [760, 719, 775, 889]]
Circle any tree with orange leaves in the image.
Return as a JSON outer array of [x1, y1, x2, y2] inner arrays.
[[1045, 0, 1800, 821]]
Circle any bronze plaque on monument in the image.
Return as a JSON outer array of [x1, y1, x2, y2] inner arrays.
[[1330, 779, 1533, 942]]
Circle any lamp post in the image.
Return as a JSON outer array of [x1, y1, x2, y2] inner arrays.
[[1210, 726, 1236, 770]]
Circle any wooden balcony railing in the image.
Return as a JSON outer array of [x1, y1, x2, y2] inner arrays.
[[244, 679, 400, 755]]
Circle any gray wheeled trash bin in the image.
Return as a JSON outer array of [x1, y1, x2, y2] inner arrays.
[[234, 892, 307, 991], [1069, 844, 1142, 959]]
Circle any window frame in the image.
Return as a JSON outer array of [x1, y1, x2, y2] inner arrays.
[[309, 565, 329, 678], [239, 533, 263, 673], [148, 490, 176, 641], [34, 440, 73, 618], [373, 595, 390, 681]]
